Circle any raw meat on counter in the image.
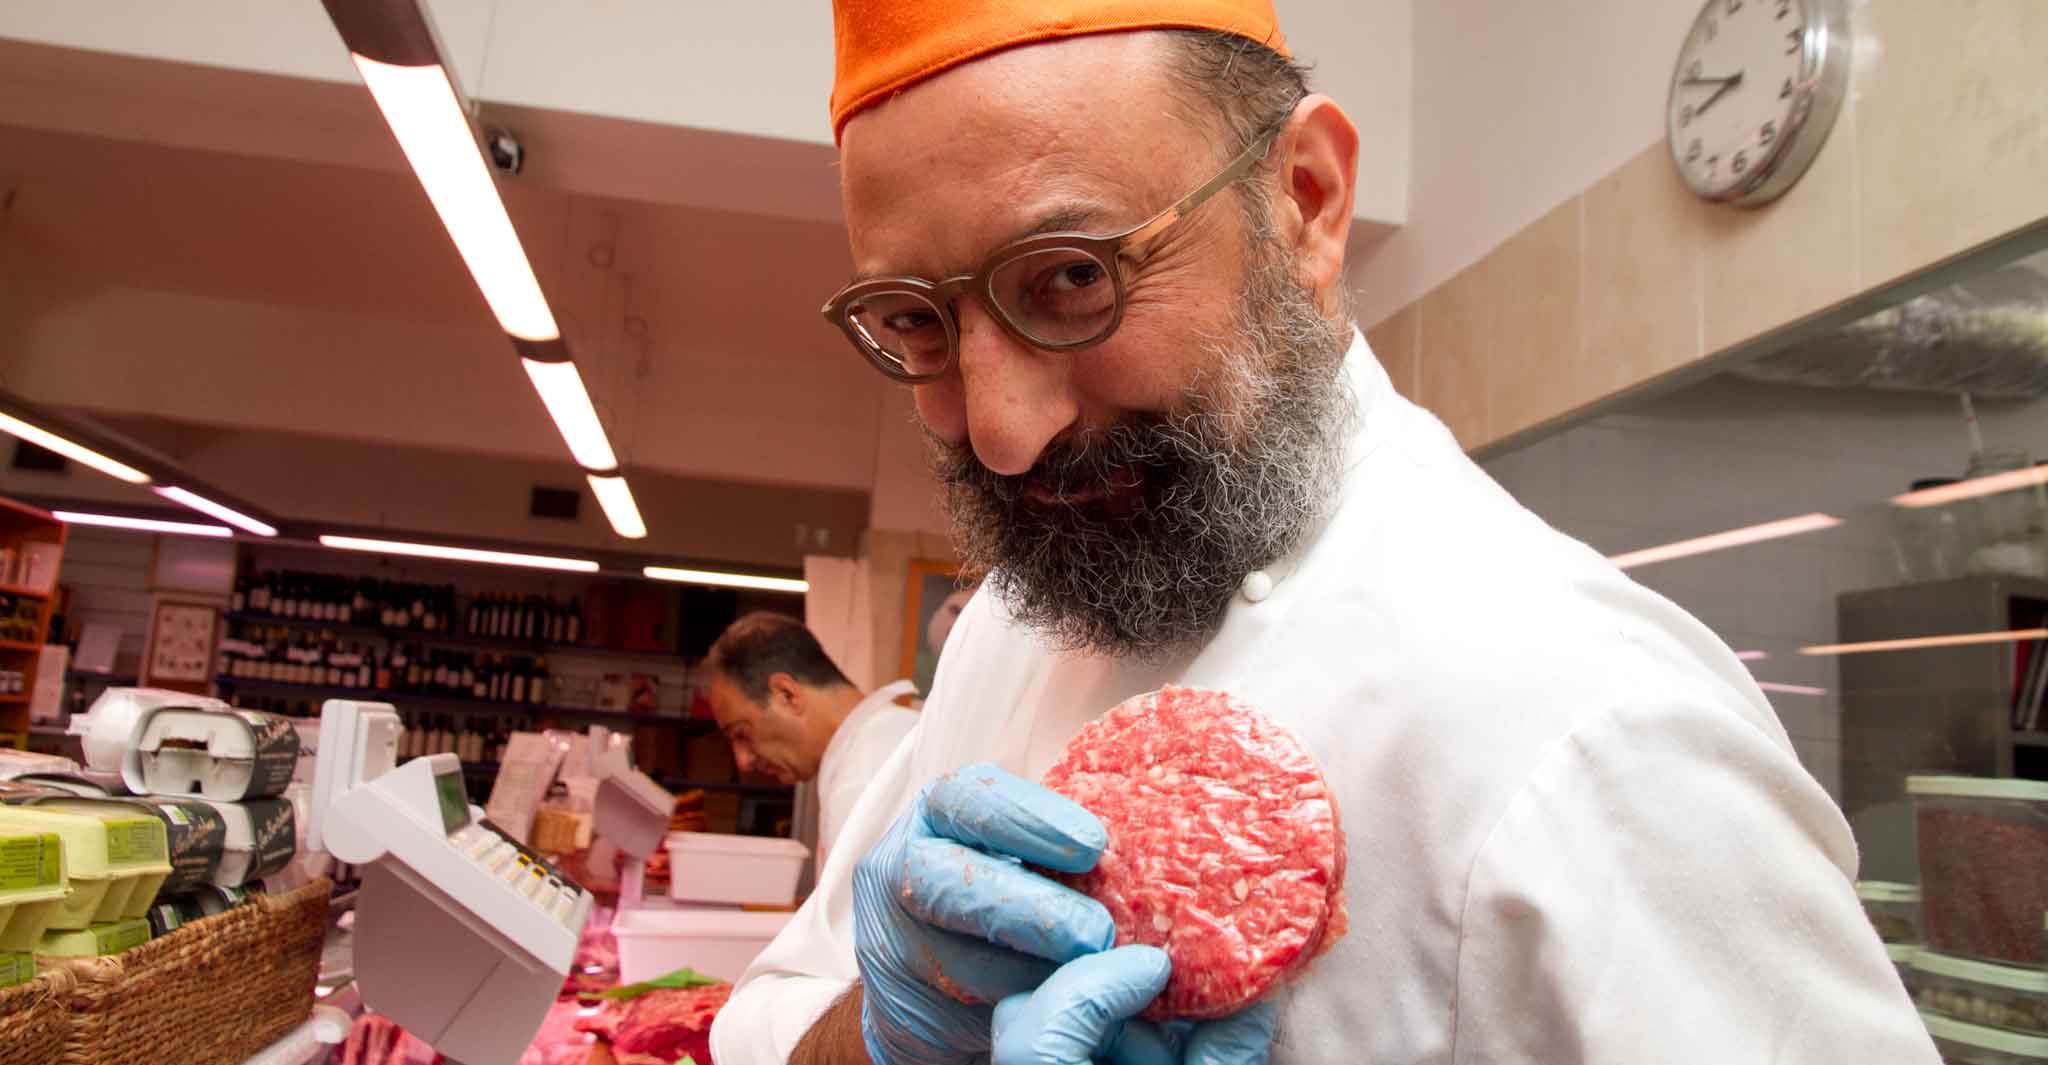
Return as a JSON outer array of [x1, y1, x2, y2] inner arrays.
[[1042, 686, 1347, 1020], [341, 1013, 442, 1065], [578, 983, 732, 1065], [519, 999, 601, 1065]]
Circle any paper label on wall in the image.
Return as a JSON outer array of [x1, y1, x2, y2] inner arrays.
[[484, 732, 569, 846]]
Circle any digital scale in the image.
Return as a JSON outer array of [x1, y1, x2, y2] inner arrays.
[[309, 700, 593, 1065], [585, 725, 675, 907]]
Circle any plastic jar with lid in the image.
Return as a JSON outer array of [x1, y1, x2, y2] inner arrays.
[[1908, 775, 2048, 967], [1861, 880, 1924, 944], [1917, 950, 2048, 1035], [1925, 1010, 2048, 1064]]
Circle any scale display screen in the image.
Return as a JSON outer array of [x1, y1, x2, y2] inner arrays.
[[434, 767, 472, 835]]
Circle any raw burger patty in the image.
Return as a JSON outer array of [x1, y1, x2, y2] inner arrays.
[[1043, 686, 1346, 1020]]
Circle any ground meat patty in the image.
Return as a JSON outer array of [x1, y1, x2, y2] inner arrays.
[[1042, 686, 1345, 1020]]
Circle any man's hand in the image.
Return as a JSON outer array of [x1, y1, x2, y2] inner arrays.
[[853, 762, 1118, 1065], [990, 948, 1280, 1065]]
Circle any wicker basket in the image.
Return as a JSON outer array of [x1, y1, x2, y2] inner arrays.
[[0, 964, 74, 1064], [45, 877, 331, 1065]]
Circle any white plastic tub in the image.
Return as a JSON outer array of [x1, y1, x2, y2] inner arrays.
[[664, 832, 808, 907], [611, 905, 793, 984]]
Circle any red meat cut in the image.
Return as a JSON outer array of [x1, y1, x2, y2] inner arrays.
[[578, 983, 731, 1065], [1042, 686, 1346, 1020]]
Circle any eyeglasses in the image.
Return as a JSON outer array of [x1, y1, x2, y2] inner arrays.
[[821, 117, 1290, 383]]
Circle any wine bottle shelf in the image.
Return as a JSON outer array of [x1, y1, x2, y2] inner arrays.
[[222, 612, 682, 662], [213, 675, 714, 728]]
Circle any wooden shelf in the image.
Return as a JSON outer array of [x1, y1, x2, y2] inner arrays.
[[222, 612, 684, 663], [0, 695, 27, 705], [0, 585, 49, 602], [214, 675, 713, 728], [0, 640, 41, 653]]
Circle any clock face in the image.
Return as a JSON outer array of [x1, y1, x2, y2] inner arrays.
[[1667, 0, 1849, 205]]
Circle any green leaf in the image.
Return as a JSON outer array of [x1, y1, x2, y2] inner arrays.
[[595, 966, 723, 1001], [676, 1057, 699, 1065]]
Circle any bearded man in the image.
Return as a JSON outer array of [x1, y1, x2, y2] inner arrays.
[[711, 3, 1936, 1064]]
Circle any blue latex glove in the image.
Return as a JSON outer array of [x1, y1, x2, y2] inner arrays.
[[990, 948, 1281, 1065], [855, 762, 1118, 1065]]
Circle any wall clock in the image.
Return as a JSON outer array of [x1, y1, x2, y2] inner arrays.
[[1667, 0, 1851, 206]]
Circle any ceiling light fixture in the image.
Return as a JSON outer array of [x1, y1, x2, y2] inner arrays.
[[0, 412, 151, 485], [346, 55, 558, 342], [154, 486, 278, 538], [1893, 465, 2048, 509], [524, 360, 620, 471], [586, 474, 647, 540], [1799, 628, 2048, 656], [319, 534, 599, 573], [1755, 681, 1829, 696], [643, 566, 808, 594], [1608, 513, 1842, 570], [54, 511, 231, 538], [323, 0, 649, 539]]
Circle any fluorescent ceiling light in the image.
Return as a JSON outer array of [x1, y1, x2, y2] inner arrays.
[[320, 534, 598, 573], [154, 486, 277, 537], [0, 412, 150, 484], [350, 56, 559, 342], [586, 474, 647, 539], [523, 359, 619, 471], [1734, 650, 1770, 662], [1800, 628, 2048, 657], [55, 510, 230, 538], [1894, 465, 2048, 508], [1608, 513, 1842, 570], [1755, 681, 1829, 696], [643, 566, 808, 594]]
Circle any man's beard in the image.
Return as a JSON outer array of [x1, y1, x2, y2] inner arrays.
[[931, 235, 1357, 659]]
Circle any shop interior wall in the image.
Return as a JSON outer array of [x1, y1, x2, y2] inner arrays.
[[1353, 0, 2048, 459], [1481, 375, 2048, 803], [49, 525, 156, 675], [1347, 0, 1699, 325]]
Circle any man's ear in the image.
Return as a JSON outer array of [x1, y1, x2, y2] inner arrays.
[[1272, 93, 1359, 317], [767, 672, 806, 715]]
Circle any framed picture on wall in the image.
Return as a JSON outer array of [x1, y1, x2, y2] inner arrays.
[[901, 560, 977, 697], [142, 597, 221, 694]]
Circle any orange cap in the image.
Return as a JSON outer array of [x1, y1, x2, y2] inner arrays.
[[830, 0, 1289, 141]]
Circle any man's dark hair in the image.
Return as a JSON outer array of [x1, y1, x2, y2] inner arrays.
[[1161, 30, 1312, 154], [704, 612, 854, 704]]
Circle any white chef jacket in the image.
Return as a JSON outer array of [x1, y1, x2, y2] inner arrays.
[[815, 679, 920, 869], [712, 331, 1937, 1064]]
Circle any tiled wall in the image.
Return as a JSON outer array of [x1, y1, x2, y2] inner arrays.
[[1365, 0, 2048, 450]]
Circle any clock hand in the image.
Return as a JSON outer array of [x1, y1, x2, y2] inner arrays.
[[1691, 70, 1744, 118], [1683, 74, 1742, 87]]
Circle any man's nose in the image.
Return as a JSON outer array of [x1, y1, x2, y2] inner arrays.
[[952, 300, 1077, 477], [732, 745, 754, 773]]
